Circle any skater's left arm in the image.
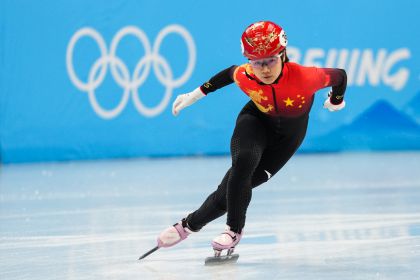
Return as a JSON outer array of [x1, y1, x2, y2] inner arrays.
[[317, 68, 347, 112], [324, 68, 347, 112]]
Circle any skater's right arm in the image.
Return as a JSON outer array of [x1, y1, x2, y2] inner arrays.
[[172, 66, 237, 116], [199, 65, 237, 94]]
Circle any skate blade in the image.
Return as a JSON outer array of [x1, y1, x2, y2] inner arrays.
[[204, 254, 239, 266]]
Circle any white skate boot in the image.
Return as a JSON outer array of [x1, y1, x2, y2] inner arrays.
[[139, 219, 196, 260], [212, 225, 242, 254], [205, 225, 242, 265], [157, 218, 194, 248]]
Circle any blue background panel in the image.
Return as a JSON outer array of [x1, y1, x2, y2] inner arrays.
[[0, 0, 419, 163]]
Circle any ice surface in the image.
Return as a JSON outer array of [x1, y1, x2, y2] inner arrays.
[[1, 152, 420, 279]]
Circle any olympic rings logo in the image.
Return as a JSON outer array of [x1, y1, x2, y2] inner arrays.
[[66, 25, 196, 119]]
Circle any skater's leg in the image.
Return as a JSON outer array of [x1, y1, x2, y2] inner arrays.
[[185, 168, 231, 231], [226, 114, 267, 233], [251, 117, 309, 185], [185, 162, 271, 232], [187, 117, 307, 234], [185, 160, 272, 232], [212, 116, 307, 254], [156, 170, 231, 248], [212, 117, 308, 250], [187, 113, 267, 234]]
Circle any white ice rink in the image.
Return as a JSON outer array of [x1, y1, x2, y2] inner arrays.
[[1, 152, 420, 279]]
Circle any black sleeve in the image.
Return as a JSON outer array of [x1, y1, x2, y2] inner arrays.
[[199, 65, 237, 95], [329, 69, 347, 105]]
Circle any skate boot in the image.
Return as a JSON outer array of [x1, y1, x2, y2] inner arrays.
[[204, 225, 242, 265], [211, 225, 243, 257], [157, 218, 194, 248]]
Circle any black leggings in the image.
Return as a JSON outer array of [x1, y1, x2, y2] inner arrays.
[[186, 102, 309, 233]]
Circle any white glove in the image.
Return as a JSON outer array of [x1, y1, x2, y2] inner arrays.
[[323, 93, 345, 112], [172, 87, 205, 116]]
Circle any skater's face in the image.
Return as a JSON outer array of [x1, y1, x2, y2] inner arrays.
[[249, 52, 284, 84]]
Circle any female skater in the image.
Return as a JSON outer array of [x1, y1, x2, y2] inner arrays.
[[156, 20, 347, 255]]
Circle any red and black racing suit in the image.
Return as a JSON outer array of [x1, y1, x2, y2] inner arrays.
[[185, 62, 347, 234]]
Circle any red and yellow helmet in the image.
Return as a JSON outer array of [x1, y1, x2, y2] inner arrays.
[[241, 21, 288, 60]]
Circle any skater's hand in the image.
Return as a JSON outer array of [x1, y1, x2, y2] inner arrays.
[[323, 91, 345, 112], [172, 87, 205, 116]]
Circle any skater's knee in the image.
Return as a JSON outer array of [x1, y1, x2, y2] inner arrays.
[[231, 135, 264, 165], [232, 147, 262, 171], [251, 169, 272, 188]]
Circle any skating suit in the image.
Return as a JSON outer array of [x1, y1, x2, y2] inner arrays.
[[186, 62, 347, 233]]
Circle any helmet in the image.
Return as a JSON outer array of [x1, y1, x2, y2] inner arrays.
[[241, 21, 288, 60]]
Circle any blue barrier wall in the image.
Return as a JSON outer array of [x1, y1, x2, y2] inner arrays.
[[1, 0, 419, 163]]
